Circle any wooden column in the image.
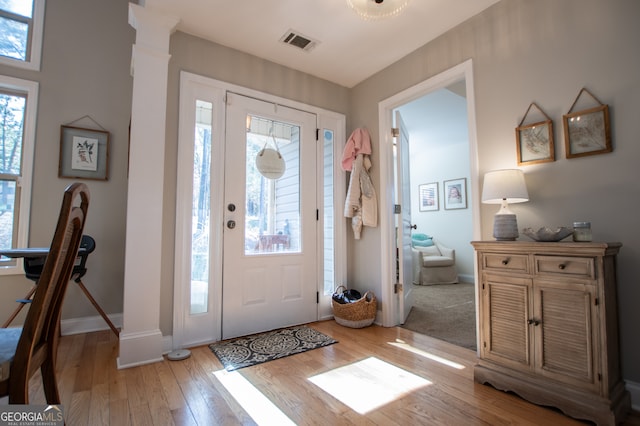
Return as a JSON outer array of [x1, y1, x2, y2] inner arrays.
[[118, 3, 178, 369]]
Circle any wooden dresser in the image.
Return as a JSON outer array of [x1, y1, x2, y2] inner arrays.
[[471, 241, 630, 425]]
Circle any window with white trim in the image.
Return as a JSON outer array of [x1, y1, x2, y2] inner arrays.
[[0, 0, 45, 70], [0, 75, 38, 274]]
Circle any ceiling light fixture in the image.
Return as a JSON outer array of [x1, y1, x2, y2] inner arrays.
[[347, 0, 410, 20]]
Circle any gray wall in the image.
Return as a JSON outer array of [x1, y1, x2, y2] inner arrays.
[[0, 0, 133, 324], [349, 0, 640, 382]]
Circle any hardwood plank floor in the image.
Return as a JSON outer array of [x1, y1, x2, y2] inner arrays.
[[2, 321, 639, 425]]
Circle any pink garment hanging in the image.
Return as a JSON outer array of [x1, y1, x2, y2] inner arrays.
[[341, 128, 372, 171]]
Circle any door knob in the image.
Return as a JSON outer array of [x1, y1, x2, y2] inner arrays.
[[227, 220, 236, 229]]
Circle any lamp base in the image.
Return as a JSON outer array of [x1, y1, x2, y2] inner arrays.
[[493, 214, 519, 241]]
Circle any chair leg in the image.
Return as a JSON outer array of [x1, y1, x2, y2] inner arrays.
[[2, 286, 36, 328], [8, 369, 30, 404], [41, 354, 61, 404], [75, 279, 120, 337]]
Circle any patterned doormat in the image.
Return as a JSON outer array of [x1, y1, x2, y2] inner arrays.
[[209, 325, 338, 371]]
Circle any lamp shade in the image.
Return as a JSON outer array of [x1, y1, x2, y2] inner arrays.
[[347, 0, 410, 20], [482, 169, 529, 204]]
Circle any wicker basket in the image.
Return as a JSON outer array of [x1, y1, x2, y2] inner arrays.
[[332, 287, 377, 328]]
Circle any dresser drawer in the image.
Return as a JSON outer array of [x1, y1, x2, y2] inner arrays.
[[482, 253, 529, 273], [534, 255, 595, 279]]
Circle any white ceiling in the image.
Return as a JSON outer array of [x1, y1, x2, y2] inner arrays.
[[142, 0, 499, 88]]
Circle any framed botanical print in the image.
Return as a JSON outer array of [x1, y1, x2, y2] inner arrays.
[[563, 88, 612, 159], [516, 102, 555, 165], [516, 120, 554, 165], [563, 104, 611, 158], [59, 125, 110, 180]]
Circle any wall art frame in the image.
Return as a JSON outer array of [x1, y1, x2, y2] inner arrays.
[[516, 102, 555, 165], [443, 178, 467, 210], [418, 182, 439, 212], [563, 88, 612, 159], [59, 125, 110, 180]]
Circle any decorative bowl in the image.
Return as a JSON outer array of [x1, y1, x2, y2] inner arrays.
[[522, 227, 573, 242]]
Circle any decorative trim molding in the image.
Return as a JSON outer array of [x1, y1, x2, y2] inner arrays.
[[60, 313, 122, 336], [627, 380, 640, 411], [117, 329, 164, 369]]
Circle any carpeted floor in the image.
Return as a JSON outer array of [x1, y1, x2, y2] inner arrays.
[[401, 282, 477, 351]]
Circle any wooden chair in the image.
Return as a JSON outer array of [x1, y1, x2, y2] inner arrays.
[[0, 182, 89, 404]]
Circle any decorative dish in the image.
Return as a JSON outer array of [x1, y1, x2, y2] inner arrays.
[[522, 227, 573, 242]]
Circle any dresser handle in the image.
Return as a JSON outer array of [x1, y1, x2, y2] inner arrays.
[[527, 319, 541, 326], [501, 259, 509, 265], [558, 263, 566, 270]]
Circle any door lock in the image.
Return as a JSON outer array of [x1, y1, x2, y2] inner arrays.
[[227, 203, 236, 212], [227, 220, 236, 229]]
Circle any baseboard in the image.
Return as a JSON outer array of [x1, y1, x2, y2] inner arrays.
[[458, 273, 474, 283], [162, 335, 174, 354], [117, 328, 164, 369], [60, 312, 123, 336], [628, 380, 640, 411]]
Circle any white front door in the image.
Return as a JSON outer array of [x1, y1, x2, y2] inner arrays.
[[395, 111, 414, 323], [222, 93, 318, 339]]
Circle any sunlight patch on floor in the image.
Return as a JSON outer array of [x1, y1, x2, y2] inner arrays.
[[308, 357, 431, 415], [214, 369, 296, 426], [388, 339, 466, 370]]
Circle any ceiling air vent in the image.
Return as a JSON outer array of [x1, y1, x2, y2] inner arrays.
[[280, 30, 318, 52]]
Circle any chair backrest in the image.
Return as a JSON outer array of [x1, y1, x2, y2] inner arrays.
[[9, 182, 89, 402]]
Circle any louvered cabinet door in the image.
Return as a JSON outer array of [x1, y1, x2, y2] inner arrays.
[[481, 274, 533, 372], [533, 279, 600, 392]]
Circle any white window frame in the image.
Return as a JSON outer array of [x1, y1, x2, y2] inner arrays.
[[0, 75, 38, 275], [0, 0, 45, 71]]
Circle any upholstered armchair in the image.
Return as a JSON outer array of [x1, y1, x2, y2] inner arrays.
[[412, 241, 458, 285]]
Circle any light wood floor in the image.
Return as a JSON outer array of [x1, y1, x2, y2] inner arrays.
[[5, 321, 639, 425]]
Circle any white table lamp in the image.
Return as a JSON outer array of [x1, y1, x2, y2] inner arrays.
[[482, 169, 529, 241]]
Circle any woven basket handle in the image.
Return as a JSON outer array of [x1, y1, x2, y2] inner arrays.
[[334, 285, 347, 294], [363, 291, 376, 303]]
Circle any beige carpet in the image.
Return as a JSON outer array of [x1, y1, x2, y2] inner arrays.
[[401, 282, 477, 351]]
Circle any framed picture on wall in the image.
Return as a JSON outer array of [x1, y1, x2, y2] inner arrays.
[[418, 182, 438, 212], [516, 119, 555, 165], [563, 105, 611, 158], [443, 178, 467, 210], [515, 102, 555, 166], [59, 125, 110, 180]]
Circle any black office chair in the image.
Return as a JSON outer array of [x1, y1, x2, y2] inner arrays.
[[2, 235, 119, 337]]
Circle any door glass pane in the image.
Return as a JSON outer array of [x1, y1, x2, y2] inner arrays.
[[323, 129, 335, 295], [245, 115, 300, 255], [190, 100, 212, 315]]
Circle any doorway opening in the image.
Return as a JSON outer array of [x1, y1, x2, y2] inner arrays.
[[172, 72, 346, 349], [378, 59, 481, 352]]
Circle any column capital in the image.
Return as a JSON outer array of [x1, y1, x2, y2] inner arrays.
[[128, 3, 180, 52]]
